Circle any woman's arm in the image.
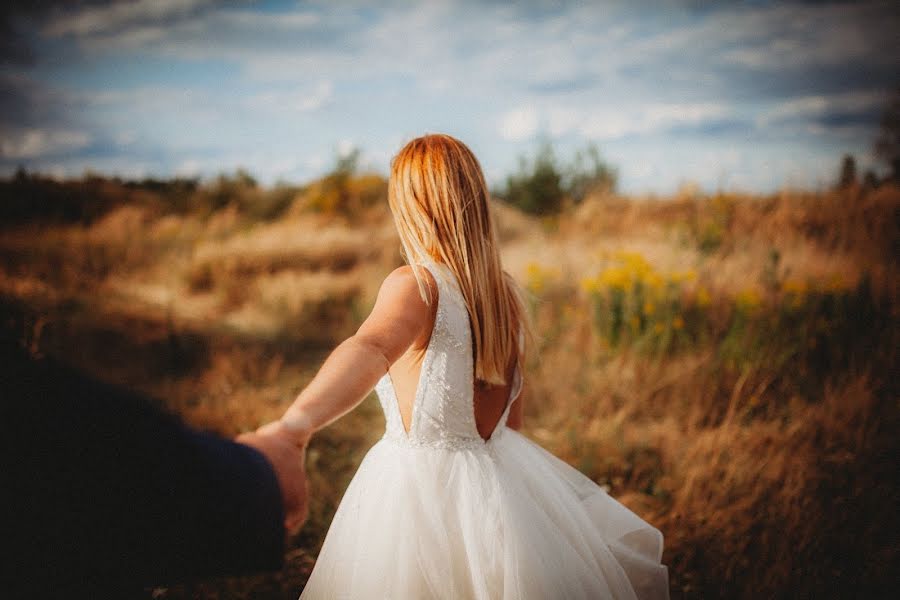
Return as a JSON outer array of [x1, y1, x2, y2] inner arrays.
[[267, 265, 437, 447]]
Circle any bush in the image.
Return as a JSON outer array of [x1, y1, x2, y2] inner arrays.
[[299, 148, 387, 217], [566, 143, 618, 202], [498, 139, 618, 215]]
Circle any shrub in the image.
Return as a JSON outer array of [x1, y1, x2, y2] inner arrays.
[[299, 148, 387, 217], [498, 139, 618, 215]]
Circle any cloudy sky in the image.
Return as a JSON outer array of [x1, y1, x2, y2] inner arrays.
[[1, 0, 898, 194]]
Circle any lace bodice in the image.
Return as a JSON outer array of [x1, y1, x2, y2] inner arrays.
[[375, 258, 523, 451]]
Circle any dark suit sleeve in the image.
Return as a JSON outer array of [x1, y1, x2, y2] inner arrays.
[[0, 341, 286, 594]]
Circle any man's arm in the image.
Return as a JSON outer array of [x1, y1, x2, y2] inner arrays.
[[0, 338, 288, 592]]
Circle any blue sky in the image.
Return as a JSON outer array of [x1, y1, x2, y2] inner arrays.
[[1, 0, 898, 194]]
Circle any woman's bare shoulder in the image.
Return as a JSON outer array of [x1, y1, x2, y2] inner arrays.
[[353, 266, 438, 364], [381, 264, 439, 306]]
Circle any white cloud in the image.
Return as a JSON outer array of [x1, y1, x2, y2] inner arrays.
[[43, 0, 217, 37], [305, 155, 326, 171], [174, 158, 204, 177], [217, 10, 319, 30], [58, 5, 320, 58], [336, 139, 357, 158], [547, 108, 581, 138], [717, 1, 895, 70], [246, 81, 334, 113], [757, 90, 889, 127], [89, 24, 170, 49], [644, 103, 728, 124], [24, 157, 155, 180], [499, 107, 539, 141], [1, 129, 92, 159], [115, 131, 138, 146], [546, 103, 729, 140]]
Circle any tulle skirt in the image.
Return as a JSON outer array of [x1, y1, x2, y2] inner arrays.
[[299, 428, 669, 599]]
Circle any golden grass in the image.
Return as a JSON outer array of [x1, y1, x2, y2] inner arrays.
[[0, 176, 896, 599]]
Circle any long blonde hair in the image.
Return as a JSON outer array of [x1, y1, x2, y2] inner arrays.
[[388, 133, 533, 386]]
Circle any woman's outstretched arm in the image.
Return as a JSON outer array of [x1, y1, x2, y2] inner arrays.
[[263, 265, 437, 447]]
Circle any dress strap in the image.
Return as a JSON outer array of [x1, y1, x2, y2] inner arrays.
[[509, 362, 524, 406], [416, 258, 467, 310]]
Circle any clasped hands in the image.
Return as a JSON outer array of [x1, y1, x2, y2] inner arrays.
[[236, 415, 315, 536]]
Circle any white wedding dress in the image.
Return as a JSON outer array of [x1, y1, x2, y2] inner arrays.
[[299, 258, 669, 599]]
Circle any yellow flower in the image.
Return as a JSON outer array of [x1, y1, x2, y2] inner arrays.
[[735, 288, 762, 312], [782, 278, 808, 308], [643, 301, 655, 315], [782, 278, 808, 295], [824, 273, 847, 293], [599, 266, 631, 290], [614, 250, 653, 278], [669, 269, 697, 284], [653, 322, 665, 334], [673, 316, 684, 329], [629, 316, 640, 329], [585, 249, 701, 299], [526, 262, 547, 293], [696, 287, 711, 307], [643, 272, 665, 290]]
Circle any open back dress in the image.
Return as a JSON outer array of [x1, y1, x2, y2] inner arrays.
[[298, 257, 669, 599]]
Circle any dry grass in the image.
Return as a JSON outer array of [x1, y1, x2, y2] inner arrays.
[[0, 175, 896, 599]]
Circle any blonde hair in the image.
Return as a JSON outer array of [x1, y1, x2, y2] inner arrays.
[[388, 133, 533, 386]]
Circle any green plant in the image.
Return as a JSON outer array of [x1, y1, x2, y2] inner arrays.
[[566, 143, 618, 202], [501, 138, 565, 215], [301, 148, 387, 217], [499, 138, 618, 215]]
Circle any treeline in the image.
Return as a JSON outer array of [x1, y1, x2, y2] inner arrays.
[[0, 138, 621, 225], [0, 169, 300, 226], [3, 88, 898, 225]]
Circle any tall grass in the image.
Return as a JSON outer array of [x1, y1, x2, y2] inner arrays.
[[0, 173, 896, 599]]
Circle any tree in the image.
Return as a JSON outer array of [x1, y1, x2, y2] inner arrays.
[[334, 147, 361, 177], [234, 168, 258, 189], [862, 170, 879, 190], [499, 138, 618, 216], [502, 138, 565, 216], [566, 143, 618, 201], [837, 154, 857, 189], [874, 89, 900, 184]]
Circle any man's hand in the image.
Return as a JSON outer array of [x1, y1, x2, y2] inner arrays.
[[236, 425, 309, 535]]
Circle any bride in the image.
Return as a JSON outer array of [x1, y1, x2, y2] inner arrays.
[[253, 133, 670, 599]]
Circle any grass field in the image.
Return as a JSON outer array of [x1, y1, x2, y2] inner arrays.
[[1, 172, 896, 599]]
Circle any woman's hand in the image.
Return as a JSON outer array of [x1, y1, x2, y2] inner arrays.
[[256, 417, 313, 450]]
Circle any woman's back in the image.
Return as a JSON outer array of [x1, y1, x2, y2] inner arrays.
[[385, 260, 522, 443], [374, 258, 523, 451]]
